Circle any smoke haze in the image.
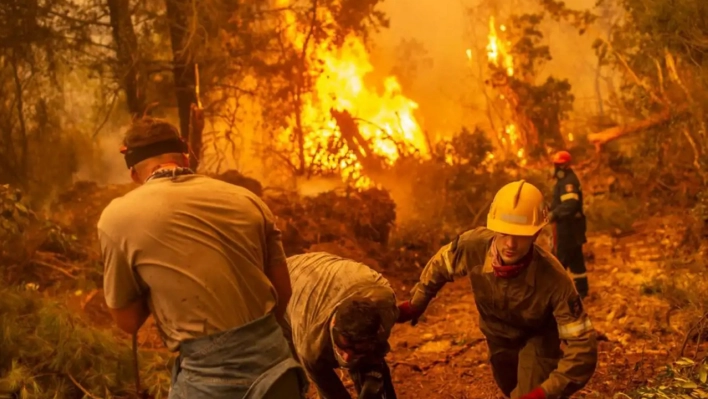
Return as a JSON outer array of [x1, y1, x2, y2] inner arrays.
[[370, 0, 607, 139]]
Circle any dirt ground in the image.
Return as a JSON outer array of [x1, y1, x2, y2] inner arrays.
[[75, 214, 697, 398]]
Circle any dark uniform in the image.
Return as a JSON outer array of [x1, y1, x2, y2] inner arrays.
[[549, 167, 588, 298]]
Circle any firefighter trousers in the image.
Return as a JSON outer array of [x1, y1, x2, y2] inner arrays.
[[556, 242, 588, 298], [487, 332, 563, 399]]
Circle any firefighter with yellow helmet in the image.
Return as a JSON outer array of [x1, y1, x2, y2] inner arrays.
[[397, 180, 598, 399]]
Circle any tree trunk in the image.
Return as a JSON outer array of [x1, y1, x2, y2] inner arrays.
[[587, 106, 688, 146], [106, 0, 146, 117], [189, 104, 204, 170], [10, 51, 28, 186], [164, 0, 201, 170]]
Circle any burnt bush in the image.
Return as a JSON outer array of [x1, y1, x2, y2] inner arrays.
[[265, 187, 396, 256], [211, 170, 264, 197]]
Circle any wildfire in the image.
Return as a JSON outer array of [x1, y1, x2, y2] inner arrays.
[[486, 17, 514, 77], [277, 3, 427, 186], [468, 16, 526, 165]]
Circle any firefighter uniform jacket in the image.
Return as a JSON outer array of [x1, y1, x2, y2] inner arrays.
[[410, 228, 598, 399], [283, 252, 398, 399], [550, 168, 587, 247]]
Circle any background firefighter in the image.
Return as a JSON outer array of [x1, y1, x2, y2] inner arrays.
[[97, 117, 307, 399], [282, 252, 398, 399], [397, 180, 598, 399], [549, 151, 589, 299]]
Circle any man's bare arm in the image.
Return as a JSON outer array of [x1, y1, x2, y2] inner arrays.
[[98, 229, 147, 334], [257, 196, 292, 320], [264, 260, 292, 320]]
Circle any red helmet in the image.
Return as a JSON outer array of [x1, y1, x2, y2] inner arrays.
[[552, 151, 572, 165]]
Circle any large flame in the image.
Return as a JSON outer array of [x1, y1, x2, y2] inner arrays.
[[277, 3, 427, 186], [486, 16, 514, 77], [468, 16, 526, 165]]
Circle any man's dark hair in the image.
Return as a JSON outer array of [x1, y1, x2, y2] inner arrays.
[[124, 117, 181, 149], [334, 296, 382, 342]]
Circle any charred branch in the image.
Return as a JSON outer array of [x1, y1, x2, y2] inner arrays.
[[598, 38, 666, 107], [330, 108, 385, 175]]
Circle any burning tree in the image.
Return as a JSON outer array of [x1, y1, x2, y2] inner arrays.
[[470, 2, 594, 162], [258, 0, 430, 187]]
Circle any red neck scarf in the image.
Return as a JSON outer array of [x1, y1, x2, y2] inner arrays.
[[490, 239, 534, 278]]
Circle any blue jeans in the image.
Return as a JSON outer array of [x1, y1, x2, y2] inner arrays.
[[168, 313, 308, 399]]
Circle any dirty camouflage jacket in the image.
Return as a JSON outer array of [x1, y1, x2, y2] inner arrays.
[[284, 252, 398, 399], [410, 228, 598, 399]]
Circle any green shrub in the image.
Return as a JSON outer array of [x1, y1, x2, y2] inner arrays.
[[0, 285, 171, 398], [621, 357, 708, 399]]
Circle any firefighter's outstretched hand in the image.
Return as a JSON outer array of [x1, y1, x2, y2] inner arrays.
[[519, 387, 546, 399], [396, 300, 424, 326]]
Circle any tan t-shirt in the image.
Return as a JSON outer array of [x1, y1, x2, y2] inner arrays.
[[97, 174, 284, 351]]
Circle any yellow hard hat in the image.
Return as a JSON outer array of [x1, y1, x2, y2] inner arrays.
[[487, 180, 548, 236]]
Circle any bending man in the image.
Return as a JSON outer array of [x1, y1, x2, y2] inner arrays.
[[398, 180, 597, 399], [283, 252, 398, 399], [97, 117, 307, 398]]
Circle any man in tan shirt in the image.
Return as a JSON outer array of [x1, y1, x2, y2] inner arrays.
[[97, 117, 307, 398], [397, 180, 597, 399]]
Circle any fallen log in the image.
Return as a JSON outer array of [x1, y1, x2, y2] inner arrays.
[[587, 105, 689, 146]]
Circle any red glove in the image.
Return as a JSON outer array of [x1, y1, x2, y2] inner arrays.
[[396, 300, 423, 325], [520, 388, 546, 399]]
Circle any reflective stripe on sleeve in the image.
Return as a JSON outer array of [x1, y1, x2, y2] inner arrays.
[[560, 193, 579, 202], [558, 317, 593, 339], [566, 269, 587, 279]]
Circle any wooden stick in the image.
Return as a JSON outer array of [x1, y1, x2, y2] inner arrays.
[[195, 63, 202, 109], [67, 374, 101, 399], [133, 333, 142, 397]]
